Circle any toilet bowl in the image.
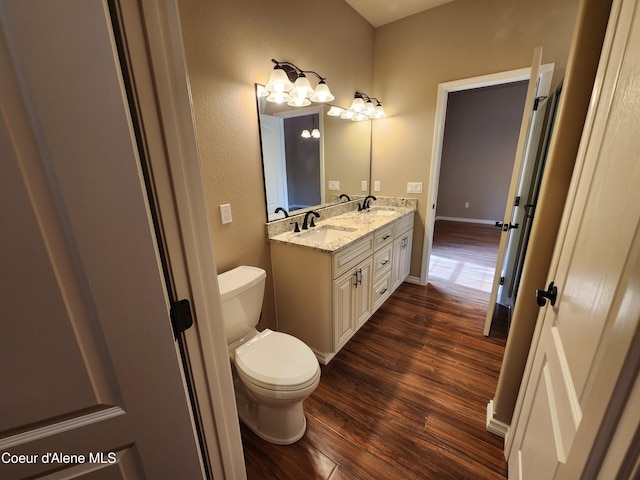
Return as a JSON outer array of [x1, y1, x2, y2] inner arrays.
[[218, 266, 320, 445]]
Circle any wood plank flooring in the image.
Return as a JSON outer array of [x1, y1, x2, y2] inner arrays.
[[242, 221, 508, 479]]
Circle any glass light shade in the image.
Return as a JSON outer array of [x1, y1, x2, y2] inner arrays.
[[374, 104, 387, 118], [290, 75, 314, 99], [352, 113, 368, 122], [287, 96, 312, 107], [265, 66, 294, 93], [266, 91, 291, 103], [348, 96, 365, 113], [301, 129, 311, 138], [310, 81, 335, 102], [340, 110, 354, 120], [327, 106, 344, 116], [311, 128, 321, 138], [364, 100, 376, 117], [256, 84, 269, 98]]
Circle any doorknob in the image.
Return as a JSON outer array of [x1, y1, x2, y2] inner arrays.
[[536, 282, 558, 307]]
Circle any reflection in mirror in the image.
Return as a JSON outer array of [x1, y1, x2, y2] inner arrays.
[[256, 84, 371, 221]]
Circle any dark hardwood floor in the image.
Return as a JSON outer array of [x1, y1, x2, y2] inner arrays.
[[242, 220, 508, 479]]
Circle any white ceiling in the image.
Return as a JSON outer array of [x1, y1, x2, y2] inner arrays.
[[345, 0, 455, 27]]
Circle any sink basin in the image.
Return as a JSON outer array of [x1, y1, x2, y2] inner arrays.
[[298, 225, 356, 243], [363, 208, 396, 217]]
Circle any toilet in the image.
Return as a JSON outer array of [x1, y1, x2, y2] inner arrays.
[[217, 265, 320, 445]]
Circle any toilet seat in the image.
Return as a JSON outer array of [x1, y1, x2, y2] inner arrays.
[[235, 329, 319, 392]]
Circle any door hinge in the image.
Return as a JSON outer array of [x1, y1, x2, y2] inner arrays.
[[533, 95, 547, 111], [171, 299, 193, 336], [500, 277, 505, 285]]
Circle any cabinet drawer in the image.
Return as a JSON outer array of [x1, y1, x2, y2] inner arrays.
[[374, 226, 394, 250], [393, 214, 414, 236], [373, 244, 392, 281], [333, 235, 373, 278], [372, 272, 392, 312]]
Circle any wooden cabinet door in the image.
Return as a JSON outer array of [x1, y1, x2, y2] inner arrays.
[[333, 271, 356, 350], [392, 230, 412, 290], [353, 258, 373, 330]]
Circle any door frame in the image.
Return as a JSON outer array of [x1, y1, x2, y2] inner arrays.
[[122, 1, 246, 478], [421, 64, 555, 286]]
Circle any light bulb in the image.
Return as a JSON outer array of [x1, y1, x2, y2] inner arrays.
[[374, 104, 387, 118], [310, 81, 335, 103], [349, 96, 365, 113], [290, 75, 313, 99], [266, 91, 291, 103], [288, 96, 311, 107]]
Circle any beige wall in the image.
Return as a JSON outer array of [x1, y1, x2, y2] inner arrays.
[[177, 0, 374, 330], [372, 0, 580, 276], [177, 0, 581, 330]]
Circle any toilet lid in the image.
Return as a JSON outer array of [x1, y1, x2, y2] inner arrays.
[[235, 329, 319, 391]]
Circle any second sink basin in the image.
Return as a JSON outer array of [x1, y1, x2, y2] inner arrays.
[[298, 225, 356, 243], [364, 208, 397, 217]]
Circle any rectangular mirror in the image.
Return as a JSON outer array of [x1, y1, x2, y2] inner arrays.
[[256, 84, 371, 221]]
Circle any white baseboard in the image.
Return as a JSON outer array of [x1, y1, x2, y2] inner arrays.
[[436, 216, 497, 225], [486, 399, 509, 438], [405, 275, 423, 285]]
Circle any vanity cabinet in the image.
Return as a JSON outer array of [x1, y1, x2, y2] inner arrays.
[[392, 215, 413, 290], [271, 212, 414, 364], [333, 255, 373, 350]]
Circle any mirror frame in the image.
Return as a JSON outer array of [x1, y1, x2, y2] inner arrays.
[[255, 84, 372, 222]]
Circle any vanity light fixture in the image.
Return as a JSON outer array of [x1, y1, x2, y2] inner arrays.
[[327, 106, 344, 116], [265, 59, 335, 107], [301, 117, 321, 139], [347, 91, 387, 120]]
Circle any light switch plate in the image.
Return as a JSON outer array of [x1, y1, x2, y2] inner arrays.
[[374, 181, 381, 192], [407, 182, 423, 194], [361, 180, 368, 191], [328, 180, 340, 191], [220, 203, 232, 224]]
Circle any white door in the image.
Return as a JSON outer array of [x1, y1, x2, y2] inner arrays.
[[507, 0, 640, 476], [0, 1, 205, 478], [483, 47, 552, 335], [260, 113, 289, 219], [497, 94, 549, 308]]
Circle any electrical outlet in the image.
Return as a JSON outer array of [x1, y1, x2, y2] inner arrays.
[[374, 181, 381, 192], [465, 202, 470, 208], [361, 180, 368, 191], [407, 182, 423, 194], [220, 204, 232, 224]]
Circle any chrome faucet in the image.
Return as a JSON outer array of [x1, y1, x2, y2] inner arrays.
[[302, 210, 320, 230]]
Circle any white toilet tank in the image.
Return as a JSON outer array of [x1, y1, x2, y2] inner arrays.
[[218, 266, 267, 344]]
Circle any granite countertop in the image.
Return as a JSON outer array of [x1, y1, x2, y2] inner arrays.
[[268, 206, 415, 253]]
